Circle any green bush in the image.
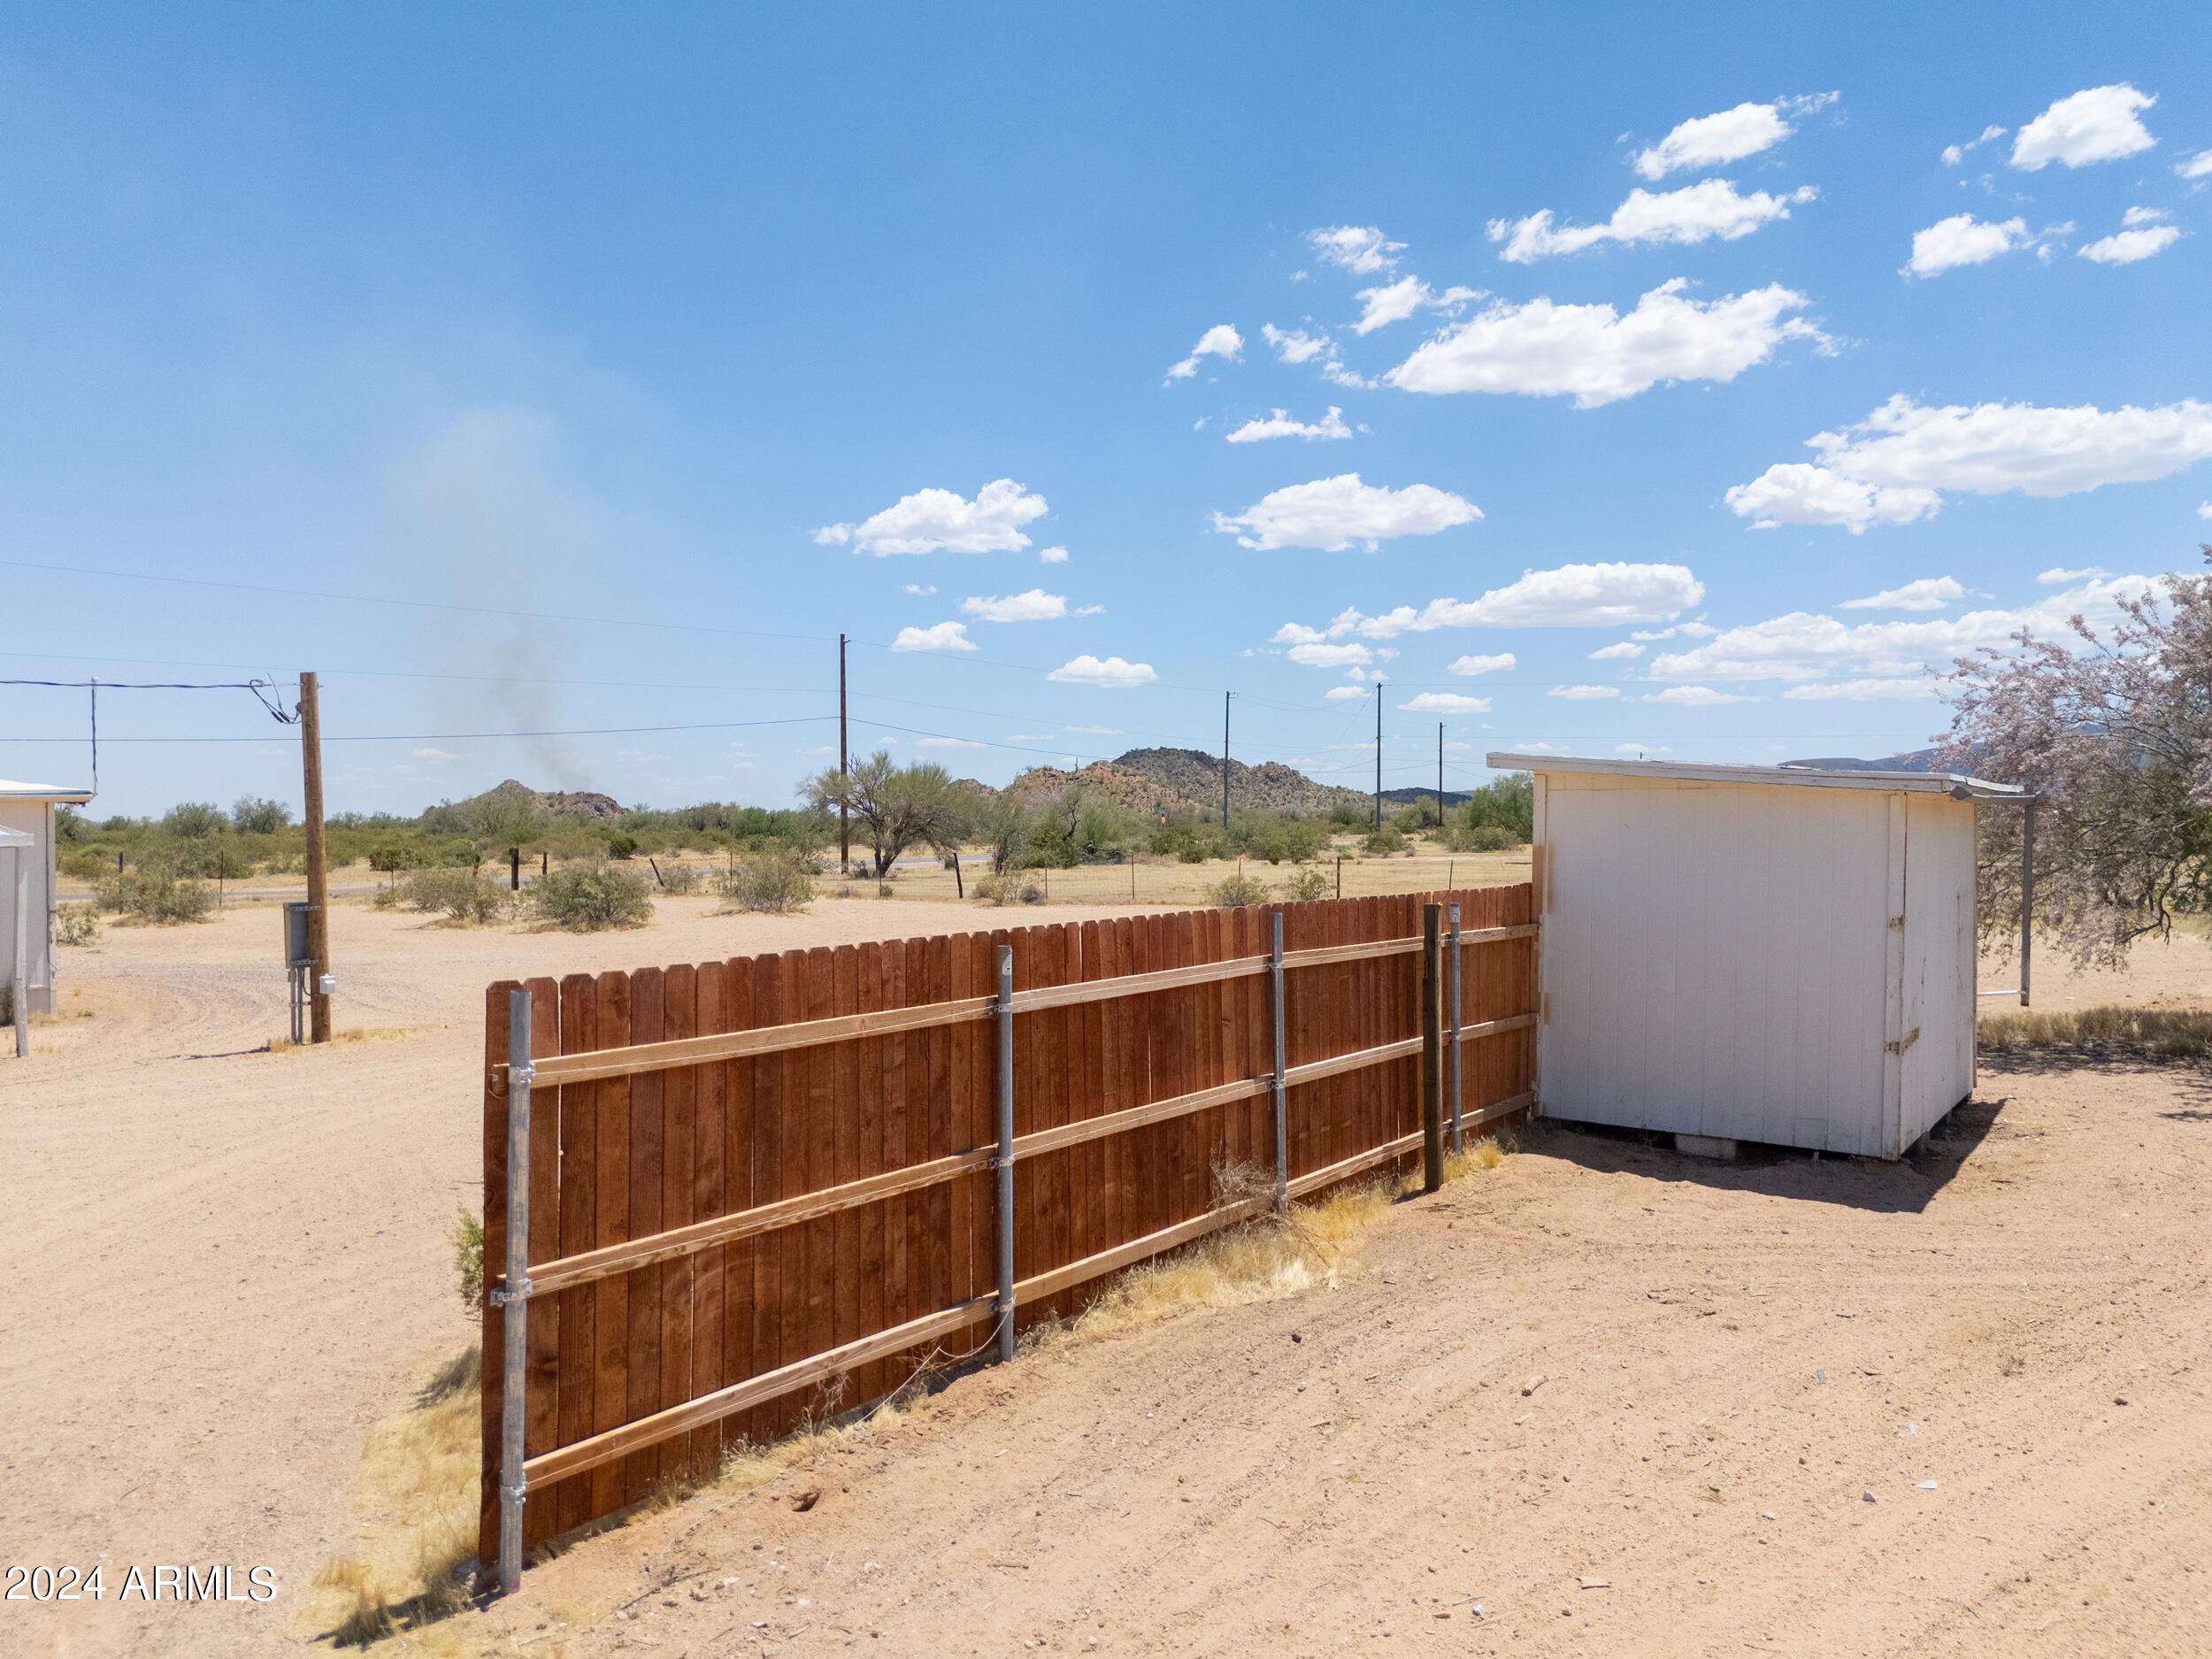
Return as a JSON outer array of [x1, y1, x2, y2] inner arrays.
[[607, 834, 639, 859], [391, 864, 510, 924], [1282, 867, 1333, 902], [1455, 823, 1520, 853], [974, 871, 1046, 905], [1207, 871, 1272, 908], [62, 848, 111, 881], [95, 864, 214, 923], [367, 841, 412, 873], [718, 848, 814, 913], [56, 904, 100, 946], [230, 795, 292, 834], [450, 1209, 485, 1314], [1450, 773, 1534, 844], [1364, 824, 1408, 856], [531, 862, 654, 931]]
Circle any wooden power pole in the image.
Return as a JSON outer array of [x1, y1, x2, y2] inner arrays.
[[839, 634, 850, 875], [1438, 722, 1445, 824], [1220, 691, 1231, 829], [299, 671, 331, 1043], [1373, 684, 1384, 831]]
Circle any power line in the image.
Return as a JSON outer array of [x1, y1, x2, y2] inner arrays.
[[2, 716, 835, 745]]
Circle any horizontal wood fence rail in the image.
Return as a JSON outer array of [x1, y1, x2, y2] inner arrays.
[[480, 886, 1538, 1573], [520, 1082, 1540, 1491], [495, 922, 1540, 1092]]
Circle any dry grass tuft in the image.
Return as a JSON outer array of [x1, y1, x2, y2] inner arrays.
[[306, 1349, 482, 1648], [1979, 1004, 2212, 1059], [267, 1026, 411, 1056]]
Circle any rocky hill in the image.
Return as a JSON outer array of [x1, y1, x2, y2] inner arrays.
[[963, 747, 1478, 819]]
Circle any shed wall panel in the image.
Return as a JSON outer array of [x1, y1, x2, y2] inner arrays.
[[0, 801, 58, 1015], [1900, 793, 1977, 1150], [1538, 773, 1893, 1155]]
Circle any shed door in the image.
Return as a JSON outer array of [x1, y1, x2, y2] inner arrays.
[[1897, 795, 1976, 1150]]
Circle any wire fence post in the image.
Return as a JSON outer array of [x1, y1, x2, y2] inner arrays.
[[1270, 910, 1287, 1216], [1448, 902, 1463, 1155], [995, 945, 1016, 1364], [1421, 902, 1444, 1193], [497, 987, 534, 1594]]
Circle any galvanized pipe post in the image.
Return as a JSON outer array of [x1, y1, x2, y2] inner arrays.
[[1448, 902, 1463, 1154], [497, 987, 534, 1594], [11, 846, 26, 1059], [995, 945, 1016, 1363], [2020, 798, 2035, 1008], [1270, 910, 1287, 1216], [1420, 902, 1444, 1194]]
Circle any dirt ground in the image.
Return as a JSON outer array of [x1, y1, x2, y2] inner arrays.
[[2, 894, 2207, 1658]]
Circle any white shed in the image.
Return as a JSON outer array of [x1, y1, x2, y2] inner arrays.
[[2, 779, 96, 1019], [1493, 754, 2021, 1160]]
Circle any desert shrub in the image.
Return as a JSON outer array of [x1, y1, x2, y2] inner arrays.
[[96, 864, 213, 923], [231, 795, 293, 834], [974, 872, 1046, 905], [1151, 821, 1229, 864], [1453, 772, 1534, 843], [1326, 802, 1368, 827], [160, 801, 225, 839], [1236, 813, 1330, 865], [718, 848, 815, 913], [1208, 871, 1271, 909], [56, 904, 100, 946], [367, 841, 412, 873], [652, 860, 701, 894], [531, 862, 654, 931], [607, 834, 638, 859], [1282, 867, 1333, 902], [393, 865, 509, 924], [61, 848, 110, 881], [1390, 797, 1439, 832], [1452, 822, 1520, 853], [450, 1210, 484, 1314], [1364, 824, 1407, 856]]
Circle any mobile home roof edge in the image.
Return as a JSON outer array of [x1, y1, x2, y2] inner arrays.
[[1482, 754, 2023, 797], [0, 780, 96, 803]]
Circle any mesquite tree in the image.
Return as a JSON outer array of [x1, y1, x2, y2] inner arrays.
[[1937, 557, 2212, 965], [803, 752, 972, 879]]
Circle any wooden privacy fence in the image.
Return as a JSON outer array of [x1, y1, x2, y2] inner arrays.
[[478, 885, 1538, 1584]]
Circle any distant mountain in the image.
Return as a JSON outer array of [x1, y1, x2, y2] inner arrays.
[[968, 746, 1481, 820], [1783, 749, 1943, 774]]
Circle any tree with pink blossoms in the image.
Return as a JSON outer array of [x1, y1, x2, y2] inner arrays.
[[1938, 554, 2212, 966]]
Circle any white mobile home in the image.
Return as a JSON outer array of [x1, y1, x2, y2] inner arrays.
[[1493, 755, 2020, 1160], [2, 779, 96, 1018]]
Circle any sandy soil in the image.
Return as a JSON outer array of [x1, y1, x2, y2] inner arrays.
[[2, 896, 2207, 1658]]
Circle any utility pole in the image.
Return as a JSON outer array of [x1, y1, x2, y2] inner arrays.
[[1221, 691, 1232, 829], [1438, 722, 1445, 826], [1373, 683, 1384, 832], [299, 671, 331, 1044], [838, 634, 850, 876]]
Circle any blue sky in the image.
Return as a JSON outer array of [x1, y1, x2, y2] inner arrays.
[[4, 4, 2210, 816]]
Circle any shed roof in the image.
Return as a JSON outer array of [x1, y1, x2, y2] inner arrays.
[[1485, 753, 2022, 798], [0, 780, 96, 803]]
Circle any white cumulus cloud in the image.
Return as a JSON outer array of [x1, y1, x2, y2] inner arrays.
[[961, 589, 1099, 623], [1038, 545, 1070, 564], [1630, 94, 1835, 179], [1386, 280, 1824, 408], [892, 621, 979, 652], [1164, 324, 1244, 384], [1225, 406, 1355, 443], [413, 747, 459, 761], [1728, 396, 2212, 531], [1308, 226, 1404, 274], [1839, 576, 1966, 611], [1448, 652, 1517, 676], [1489, 180, 1817, 263], [1351, 276, 1480, 334], [1287, 641, 1374, 668], [1400, 692, 1493, 713], [1262, 324, 1330, 364], [1942, 125, 2008, 166], [1213, 473, 1481, 552], [1324, 685, 1370, 701], [2080, 223, 2182, 265], [1048, 655, 1156, 688], [2010, 84, 2158, 171], [1643, 686, 1761, 705], [1589, 641, 1645, 659], [818, 479, 1048, 555], [1902, 213, 2032, 277], [1548, 684, 1622, 700], [2037, 565, 2108, 582], [1782, 680, 1939, 701], [1277, 565, 1701, 647]]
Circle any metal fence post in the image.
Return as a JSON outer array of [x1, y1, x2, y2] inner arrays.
[[1421, 902, 1443, 1194], [1448, 902, 1463, 1155], [497, 987, 534, 1594], [2020, 798, 2035, 1008], [1270, 910, 1287, 1216], [995, 945, 1016, 1363]]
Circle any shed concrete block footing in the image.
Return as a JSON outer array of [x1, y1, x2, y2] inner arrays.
[[1675, 1133, 1738, 1161]]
